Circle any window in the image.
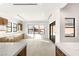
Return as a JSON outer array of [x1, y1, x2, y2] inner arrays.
[[34, 25, 39, 34], [39, 25, 45, 34], [28, 24, 45, 34], [65, 18, 75, 37], [28, 25, 34, 34], [13, 23, 17, 32], [6, 22, 12, 32]]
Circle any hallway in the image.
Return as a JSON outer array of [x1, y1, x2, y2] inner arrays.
[[26, 34, 55, 56]]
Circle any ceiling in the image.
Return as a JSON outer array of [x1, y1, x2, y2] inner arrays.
[[0, 3, 67, 21]]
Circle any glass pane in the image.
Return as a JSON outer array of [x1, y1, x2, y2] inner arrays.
[[13, 23, 17, 27], [40, 25, 44, 29], [7, 28, 12, 32], [7, 22, 12, 27], [34, 25, 39, 34], [28, 25, 34, 34], [65, 28, 74, 36], [28, 25, 33, 29], [28, 30, 34, 34], [13, 28, 17, 32], [51, 26, 53, 35], [40, 29, 44, 34], [40, 25, 45, 34], [65, 18, 74, 27], [53, 25, 56, 35]]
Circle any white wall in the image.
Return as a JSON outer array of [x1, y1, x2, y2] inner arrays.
[[55, 9, 61, 43], [60, 3, 79, 42], [24, 21, 49, 39], [49, 9, 61, 43]]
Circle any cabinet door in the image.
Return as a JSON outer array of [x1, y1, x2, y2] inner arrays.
[[0, 17, 8, 25], [0, 19, 3, 25], [3, 19, 8, 25]]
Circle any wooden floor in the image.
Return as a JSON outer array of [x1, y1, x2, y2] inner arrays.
[[26, 38, 55, 56]]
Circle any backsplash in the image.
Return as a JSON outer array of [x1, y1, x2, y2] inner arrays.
[[0, 25, 6, 32]]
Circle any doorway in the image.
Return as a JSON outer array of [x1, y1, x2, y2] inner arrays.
[[49, 21, 56, 43]]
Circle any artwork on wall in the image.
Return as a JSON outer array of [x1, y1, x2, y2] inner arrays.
[[65, 18, 75, 37]]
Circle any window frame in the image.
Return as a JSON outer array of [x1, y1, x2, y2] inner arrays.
[[65, 18, 75, 37]]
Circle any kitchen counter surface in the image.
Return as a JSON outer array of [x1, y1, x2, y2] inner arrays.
[[0, 39, 27, 56], [56, 43, 79, 56]]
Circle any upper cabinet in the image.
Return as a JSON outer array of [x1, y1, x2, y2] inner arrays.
[[0, 17, 8, 25]]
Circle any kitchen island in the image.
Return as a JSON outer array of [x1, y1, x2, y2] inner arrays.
[[56, 43, 79, 56], [0, 39, 27, 56]]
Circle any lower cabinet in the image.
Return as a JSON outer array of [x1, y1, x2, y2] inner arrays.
[[56, 46, 66, 56], [17, 46, 26, 56]]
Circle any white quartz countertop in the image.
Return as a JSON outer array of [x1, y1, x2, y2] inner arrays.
[[56, 43, 79, 56], [0, 39, 27, 56]]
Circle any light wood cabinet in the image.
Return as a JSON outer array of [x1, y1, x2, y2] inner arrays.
[[3, 19, 8, 25], [0, 17, 8, 25]]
